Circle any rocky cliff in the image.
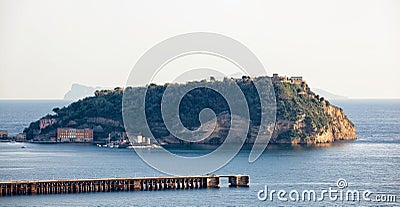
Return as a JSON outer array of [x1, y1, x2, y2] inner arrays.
[[269, 103, 356, 144], [268, 81, 356, 144]]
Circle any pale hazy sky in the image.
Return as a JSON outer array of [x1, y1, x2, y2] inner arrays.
[[1, 0, 399, 99]]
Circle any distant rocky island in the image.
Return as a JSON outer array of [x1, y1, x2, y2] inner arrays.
[[64, 83, 108, 101], [24, 74, 356, 145], [311, 88, 348, 100]]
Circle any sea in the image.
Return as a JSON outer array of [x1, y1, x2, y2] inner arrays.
[[0, 99, 399, 206]]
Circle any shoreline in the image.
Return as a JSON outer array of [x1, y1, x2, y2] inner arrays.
[[0, 140, 357, 151]]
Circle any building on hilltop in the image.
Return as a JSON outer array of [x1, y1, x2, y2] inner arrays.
[[57, 128, 93, 143], [272, 73, 290, 83], [290, 76, 304, 84], [271, 73, 305, 84], [272, 73, 280, 81]]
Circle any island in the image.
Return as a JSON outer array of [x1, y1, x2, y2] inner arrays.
[[23, 74, 356, 145]]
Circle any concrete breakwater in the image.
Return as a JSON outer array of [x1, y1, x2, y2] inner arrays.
[[0, 175, 249, 196]]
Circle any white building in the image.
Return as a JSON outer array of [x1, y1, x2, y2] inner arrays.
[[137, 135, 144, 143]]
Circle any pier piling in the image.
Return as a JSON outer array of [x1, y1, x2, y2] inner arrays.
[[0, 174, 249, 196]]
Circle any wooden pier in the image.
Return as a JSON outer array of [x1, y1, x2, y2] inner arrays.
[[0, 174, 249, 196]]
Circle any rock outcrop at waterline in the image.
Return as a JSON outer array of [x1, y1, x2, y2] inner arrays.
[[268, 78, 356, 144], [270, 104, 357, 144], [24, 76, 356, 145]]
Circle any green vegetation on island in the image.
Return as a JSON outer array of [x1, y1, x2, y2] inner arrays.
[[24, 76, 356, 144]]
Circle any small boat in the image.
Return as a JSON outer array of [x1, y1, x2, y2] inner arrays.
[[21, 146, 26, 148]]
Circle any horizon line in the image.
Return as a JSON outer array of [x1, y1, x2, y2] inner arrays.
[[1, 97, 400, 101]]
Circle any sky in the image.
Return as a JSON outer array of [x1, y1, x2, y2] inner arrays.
[[0, 0, 399, 99]]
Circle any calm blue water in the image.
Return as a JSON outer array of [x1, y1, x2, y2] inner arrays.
[[0, 100, 399, 206], [0, 100, 71, 136]]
